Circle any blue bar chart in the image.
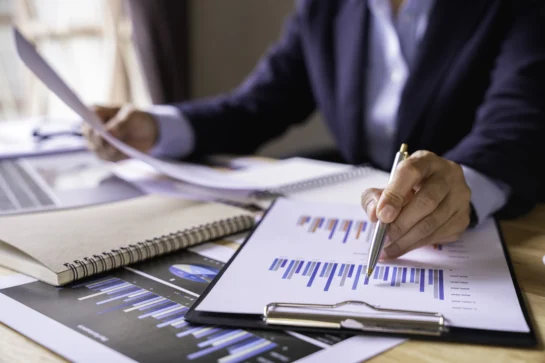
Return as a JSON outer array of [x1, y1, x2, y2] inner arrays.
[[268, 258, 445, 300], [78, 277, 278, 362], [296, 215, 373, 243]]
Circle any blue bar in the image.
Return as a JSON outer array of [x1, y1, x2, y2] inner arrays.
[[105, 284, 135, 295], [138, 299, 171, 311], [324, 263, 338, 291], [342, 221, 353, 243], [364, 275, 370, 285], [156, 307, 186, 319], [228, 337, 262, 354], [227, 342, 277, 363], [295, 260, 305, 274], [269, 258, 279, 270], [339, 264, 346, 276], [156, 314, 187, 328], [176, 326, 202, 338], [82, 278, 120, 289], [329, 220, 339, 239], [138, 303, 177, 318], [187, 333, 251, 359], [383, 267, 390, 281], [198, 330, 240, 348], [282, 260, 295, 279], [96, 288, 140, 304], [124, 291, 153, 302], [439, 270, 444, 300], [302, 262, 311, 276], [307, 262, 321, 287], [410, 268, 415, 283], [373, 267, 380, 279], [429, 269, 433, 285], [281, 259, 287, 268], [348, 264, 355, 277], [420, 269, 425, 292], [391, 267, 397, 286], [402, 268, 407, 283], [318, 218, 325, 227], [352, 265, 362, 290], [320, 263, 329, 277]]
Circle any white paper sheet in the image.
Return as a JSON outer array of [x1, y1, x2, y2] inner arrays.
[[195, 198, 530, 333], [0, 238, 404, 363]]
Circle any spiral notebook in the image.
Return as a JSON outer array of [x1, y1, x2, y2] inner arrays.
[[235, 158, 392, 206], [0, 195, 254, 286]]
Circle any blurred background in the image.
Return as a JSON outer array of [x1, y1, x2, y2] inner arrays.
[[0, 0, 335, 157]]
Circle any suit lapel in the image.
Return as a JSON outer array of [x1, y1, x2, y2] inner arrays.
[[334, 0, 369, 162], [396, 0, 490, 147]]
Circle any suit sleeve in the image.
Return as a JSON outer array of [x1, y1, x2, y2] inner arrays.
[[444, 3, 545, 218], [173, 3, 316, 157]]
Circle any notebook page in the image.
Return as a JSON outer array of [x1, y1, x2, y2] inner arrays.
[[0, 195, 252, 274]]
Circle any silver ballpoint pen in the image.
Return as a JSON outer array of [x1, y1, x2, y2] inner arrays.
[[366, 144, 409, 278]]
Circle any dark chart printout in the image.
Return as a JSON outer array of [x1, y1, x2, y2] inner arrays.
[[2, 251, 351, 363]]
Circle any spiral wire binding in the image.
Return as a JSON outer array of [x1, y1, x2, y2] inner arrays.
[[251, 165, 372, 199], [63, 215, 254, 283]]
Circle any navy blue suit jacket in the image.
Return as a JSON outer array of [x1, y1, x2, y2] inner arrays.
[[174, 0, 545, 218]]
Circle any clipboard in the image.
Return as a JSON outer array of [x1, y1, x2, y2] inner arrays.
[[185, 200, 538, 348]]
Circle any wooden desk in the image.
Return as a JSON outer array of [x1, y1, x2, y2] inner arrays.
[[1, 207, 544, 363]]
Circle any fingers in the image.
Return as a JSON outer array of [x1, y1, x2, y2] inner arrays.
[[376, 151, 444, 223], [383, 204, 470, 259], [92, 105, 121, 123], [361, 188, 382, 223], [84, 104, 128, 161], [386, 174, 450, 242], [383, 194, 456, 257], [362, 188, 415, 223]]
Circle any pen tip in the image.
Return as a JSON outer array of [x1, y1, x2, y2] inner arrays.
[[400, 143, 408, 152], [365, 269, 373, 278]]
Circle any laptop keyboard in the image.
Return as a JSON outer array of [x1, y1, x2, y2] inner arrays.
[[0, 160, 56, 213]]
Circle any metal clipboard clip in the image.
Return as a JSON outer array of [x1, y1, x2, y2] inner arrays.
[[264, 300, 447, 336]]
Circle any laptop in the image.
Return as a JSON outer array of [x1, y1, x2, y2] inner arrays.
[[0, 151, 144, 216]]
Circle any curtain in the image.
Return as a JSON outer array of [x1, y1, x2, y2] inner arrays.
[[125, 0, 189, 104]]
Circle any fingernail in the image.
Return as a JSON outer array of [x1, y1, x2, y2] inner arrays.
[[378, 205, 396, 223], [379, 251, 388, 260]]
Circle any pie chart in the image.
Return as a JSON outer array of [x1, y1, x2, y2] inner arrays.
[[169, 264, 219, 283]]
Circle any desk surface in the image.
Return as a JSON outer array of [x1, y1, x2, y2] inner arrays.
[[1, 206, 544, 363]]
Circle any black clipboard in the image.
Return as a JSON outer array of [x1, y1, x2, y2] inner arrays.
[[186, 200, 538, 348]]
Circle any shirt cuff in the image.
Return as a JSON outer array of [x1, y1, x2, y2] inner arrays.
[[147, 105, 195, 159], [461, 165, 511, 224]]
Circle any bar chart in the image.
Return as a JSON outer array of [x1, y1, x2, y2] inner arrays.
[[268, 258, 445, 300], [76, 276, 282, 362], [296, 215, 373, 243]]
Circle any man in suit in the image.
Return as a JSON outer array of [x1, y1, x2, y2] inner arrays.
[[86, 0, 545, 259]]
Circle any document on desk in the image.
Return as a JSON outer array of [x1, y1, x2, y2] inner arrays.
[[193, 198, 530, 334], [0, 233, 403, 363]]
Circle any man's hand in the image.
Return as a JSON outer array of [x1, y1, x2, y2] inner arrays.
[[361, 151, 471, 258], [83, 104, 158, 161]]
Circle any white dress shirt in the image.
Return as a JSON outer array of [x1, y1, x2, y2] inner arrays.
[[148, 0, 510, 224]]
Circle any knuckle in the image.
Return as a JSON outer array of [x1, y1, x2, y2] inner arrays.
[[415, 192, 440, 210], [398, 159, 423, 181], [413, 150, 436, 160], [419, 215, 438, 236], [382, 188, 406, 207], [388, 221, 404, 240]]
